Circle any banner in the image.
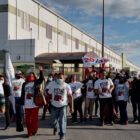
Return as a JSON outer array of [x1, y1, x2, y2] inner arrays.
[[5, 52, 16, 113], [82, 57, 109, 67]]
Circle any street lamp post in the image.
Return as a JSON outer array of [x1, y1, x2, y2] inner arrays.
[[101, 0, 105, 70], [102, 0, 104, 58]]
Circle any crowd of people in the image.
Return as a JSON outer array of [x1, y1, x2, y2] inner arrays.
[[0, 66, 140, 140]]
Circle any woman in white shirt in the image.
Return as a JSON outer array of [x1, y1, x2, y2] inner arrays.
[[18, 66, 44, 138], [115, 76, 129, 125], [69, 75, 83, 123]]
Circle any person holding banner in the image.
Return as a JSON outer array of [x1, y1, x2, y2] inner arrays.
[[17, 66, 44, 137], [84, 72, 97, 121], [12, 70, 25, 132], [94, 70, 114, 126]]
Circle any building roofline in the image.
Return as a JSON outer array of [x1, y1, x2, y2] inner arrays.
[[32, 0, 121, 57]]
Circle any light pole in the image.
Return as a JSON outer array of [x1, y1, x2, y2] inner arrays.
[[101, 0, 105, 70], [102, 0, 104, 58]]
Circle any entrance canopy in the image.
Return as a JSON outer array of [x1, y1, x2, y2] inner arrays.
[[35, 52, 98, 64]]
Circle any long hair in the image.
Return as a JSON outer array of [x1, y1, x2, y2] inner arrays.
[[25, 72, 37, 82], [0, 75, 9, 85]]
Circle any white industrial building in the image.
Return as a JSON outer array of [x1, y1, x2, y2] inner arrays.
[[0, 0, 140, 74]]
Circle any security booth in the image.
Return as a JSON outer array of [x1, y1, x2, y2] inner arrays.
[[35, 52, 99, 81]]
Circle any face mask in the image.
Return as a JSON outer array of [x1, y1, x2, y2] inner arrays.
[[28, 76, 35, 82], [16, 76, 21, 79], [57, 79, 63, 84], [48, 78, 52, 82], [0, 80, 4, 84]]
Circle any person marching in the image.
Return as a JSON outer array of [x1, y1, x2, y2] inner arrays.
[[41, 73, 53, 120], [94, 70, 114, 126], [0, 75, 12, 130], [69, 75, 83, 123], [84, 72, 97, 121], [0, 75, 6, 127], [129, 73, 140, 123], [12, 70, 25, 131], [115, 76, 129, 125], [17, 66, 44, 137], [48, 73, 74, 140]]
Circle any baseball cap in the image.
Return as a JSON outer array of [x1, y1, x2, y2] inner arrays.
[[15, 70, 22, 75]]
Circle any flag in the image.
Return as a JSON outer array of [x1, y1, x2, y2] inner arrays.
[[82, 57, 109, 67], [5, 52, 16, 113]]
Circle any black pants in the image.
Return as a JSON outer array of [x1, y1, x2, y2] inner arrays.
[[95, 98, 99, 115], [131, 99, 140, 122], [5, 99, 13, 126], [72, 97, 83, 122], [99, 98, 113, 122], [118, 101, 128, 123]]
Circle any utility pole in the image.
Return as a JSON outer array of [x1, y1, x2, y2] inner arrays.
[[102, 0, 104, 58]]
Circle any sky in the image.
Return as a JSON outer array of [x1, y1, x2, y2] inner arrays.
[[38, 0, 140, 67]]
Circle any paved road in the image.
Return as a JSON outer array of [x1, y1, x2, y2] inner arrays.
[[0, 104, 140, 140]]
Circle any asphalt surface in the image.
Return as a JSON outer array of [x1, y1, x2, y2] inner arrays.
[[0, 103, 140, 140]]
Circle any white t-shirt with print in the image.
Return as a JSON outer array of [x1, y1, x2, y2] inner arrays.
[[46, 81, 56, 90], [12, 78, 25, 97], [114, 79, 119, 87], [69, 82, 83, 100], [115, 83, 129, 101], [24, 82, 37, 109], [48, 82, 72, 108], [86, 80, 96, 98], [0, 81, 4, 95], [94, 78, 114, 99]]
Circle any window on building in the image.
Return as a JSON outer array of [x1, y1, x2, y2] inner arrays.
[[92, 47, 94, 52], [21, 11, 24, 29], [21, 11, 30, 31], [46, 23, 52, 39], [85, 43, 88, 52], [75, 39, 79, 49], [63, 32, 68, 45]]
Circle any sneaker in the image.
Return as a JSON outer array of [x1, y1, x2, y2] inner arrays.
[[125, 121, 128, 125], [100, 121, 104, 126], [110, 121, 114, 126], [60, 136, 65, 140], [3, 124, 10, 130], [25, 134, 32, 138], [53, 129, 57, 135], [32, 131, 37, 136], [93, 114, 99, 117], [89, 117, 92, 121], [132, 119, 137, 123]]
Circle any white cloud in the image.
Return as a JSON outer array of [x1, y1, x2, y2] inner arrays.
[[128, 18, 140, 24], [111, 40, 140, 52], [38, 0, 140, 18], [110, 40, 140, 66]]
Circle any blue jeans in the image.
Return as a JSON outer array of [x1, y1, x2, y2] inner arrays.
[[15, 97, 24, 118], [51, 106, 67, 137]]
